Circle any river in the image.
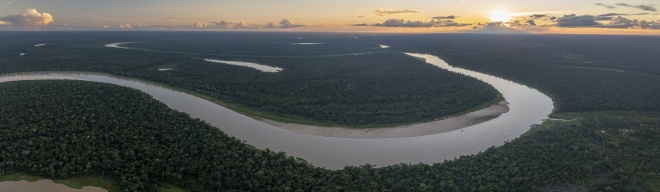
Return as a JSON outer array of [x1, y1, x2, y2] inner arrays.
[[0, 53, 553, 169], [0, 180, 105, 192]]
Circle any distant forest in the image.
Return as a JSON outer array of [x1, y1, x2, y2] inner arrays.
[[0, 32, 499, 126], [382, 34, 660, 113]]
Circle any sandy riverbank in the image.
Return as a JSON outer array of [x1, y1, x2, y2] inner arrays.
[[262, 100, 509, 138]]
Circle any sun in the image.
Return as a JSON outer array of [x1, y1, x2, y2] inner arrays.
[[489, 10, 511, 22]]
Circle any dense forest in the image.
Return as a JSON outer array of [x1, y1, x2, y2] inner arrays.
[[0, 31, 499, 126], [382, 34, 660, 113], [1, 80, 658, 191], [1, 32, 659, 191]]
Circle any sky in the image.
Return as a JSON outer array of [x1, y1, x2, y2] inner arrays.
[[1, 0, 659, 33]]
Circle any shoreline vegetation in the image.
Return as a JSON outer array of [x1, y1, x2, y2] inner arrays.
[[1, 75, 657, 191], [0, 173, 115, 192], [1, 71, 504, 131]]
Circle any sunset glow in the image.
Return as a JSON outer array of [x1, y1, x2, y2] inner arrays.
[[489, 10, 511, 23]]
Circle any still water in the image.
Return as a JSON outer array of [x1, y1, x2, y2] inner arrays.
[[0, 180, 105, 192], [0, 53, 553, 169]]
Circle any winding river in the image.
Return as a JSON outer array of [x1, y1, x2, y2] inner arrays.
[[0, 53, 553, 169]]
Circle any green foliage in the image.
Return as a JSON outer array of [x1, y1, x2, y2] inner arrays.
[[1, 81, 657, 191], [0, 81, 330, 191], [384, 34, 660, 113], [0, 32, 498, 126]]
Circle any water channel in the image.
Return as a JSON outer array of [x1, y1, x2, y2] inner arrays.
[[0, 53, 553, 170]]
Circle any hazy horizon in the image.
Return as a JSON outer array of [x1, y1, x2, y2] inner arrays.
[[0, 0, 659, 34]]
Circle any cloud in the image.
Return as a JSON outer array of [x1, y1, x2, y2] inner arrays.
[[432, 15, 456, 20], [552, 13, 660, 29], [374, 8, 419, 16], [0, 9, 54, 26], [6, 1, 11, 5], [596, 3, 616, 10], [596, 13, 656, 20], [279, 19, 305, 28], [210, 19, 303, 29], [193, 22, 208, 28], [368, 18, 469, 28], [118, 24, 132, 29], [639, 20, 660, 29], [556, 14, 599, 27], [530, 14, 547, 19], [615, 3, 657, 11], [526, 20, 537, 26], [606, 16, 634, 28], [211, 21, 251, 28], [377, 19, 433, 27]]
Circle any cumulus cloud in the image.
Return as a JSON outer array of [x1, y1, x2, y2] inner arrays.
[[118, 24, 132, 29], [369, 18, 468, 28], [374, 8, 419, 16], [639, 20, 660, 29], [0, 9, 54, 26], [193, 22, 208, 28], [615, 3, 657, 11], [596, 3, 616, 10], [210, 19, 303, 29], [556, 14, 599, 27], [552, 13, 660, 29], [279, 19, 305, 28], [432, 15, 456, 20], [606, 16, 634, 28], [526, 20, 537, 26], [211, 21, 252, 28]]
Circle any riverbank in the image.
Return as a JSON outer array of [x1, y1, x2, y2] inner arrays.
[[0, 173, 114, 192], [0, 53, 553, 169], [262, 100, 508, 138]]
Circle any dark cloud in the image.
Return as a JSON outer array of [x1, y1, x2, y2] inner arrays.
[[596, 13, 656, 20], [352, 23, 369, 26], [432, 15, 456, 20], [530, 14, 547, 19], [615, 3, 657, 11], [596, 16, 614, 21], [606, 16, 634, 28], [596, 3, 616, 10], [0, 9, 54, 26], [374, 8, 419, 16], [639, 20, 660, 29], [556, 14, 599, 27], [526, 20, 537, 26], [553, 13, 660, 30], [599, 13, 653, 17]]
